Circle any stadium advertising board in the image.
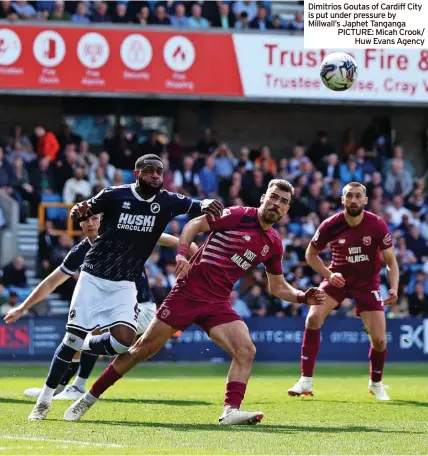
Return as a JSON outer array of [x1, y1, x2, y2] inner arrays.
[[1, 317, 427, 362], [0, 24, 426, 103]]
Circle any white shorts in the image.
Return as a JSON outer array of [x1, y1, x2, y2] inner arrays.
[[136, 301, 157, 336], [67, 271, 138, 333]]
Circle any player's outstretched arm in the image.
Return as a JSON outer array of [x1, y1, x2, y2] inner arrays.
[[266, 272, 326, 306], [3, 268, 69, 324], [381, 247, 399, 305], [157, 233, 199, 257], [305, 243, 345, 288]]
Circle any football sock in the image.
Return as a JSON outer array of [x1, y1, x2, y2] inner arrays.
[[71, 352, 99, 391], [224, 381, 246, 409], [369, 347, 387, 383], [301, 328, 320, 377], [88, 334, 129, 356], [59, 358, 80, 386], [90, 364, 122, 399]]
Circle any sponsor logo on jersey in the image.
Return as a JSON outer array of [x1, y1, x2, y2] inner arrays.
[[338, 239, 346, 244], [313, 229, 320, 242], [346, 246, 369, 264], [150, 202, 160, 214], [243, 235, 251, 241], [261, 245, 269, 256], [383, 233, 392, 246], [122, 201, 131, 209], [117, 212, 156, 232], [363, 236, 372, 246], [160, 307, 170, 319], [231, 249, 256, 270], [177, 194, 185, 199], [69, 309, 76, 320]]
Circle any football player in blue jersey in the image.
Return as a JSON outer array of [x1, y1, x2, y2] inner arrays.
[[28, 154, 222, 420], [4, 213, 197, 401]]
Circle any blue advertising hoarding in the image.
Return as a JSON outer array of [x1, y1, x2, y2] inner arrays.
[[0, 317, 427, 362]]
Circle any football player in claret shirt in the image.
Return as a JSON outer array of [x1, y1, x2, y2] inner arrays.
[[28, 154, 222, 420], [288, 182, 399, 401], [65, 179, 326, 424]]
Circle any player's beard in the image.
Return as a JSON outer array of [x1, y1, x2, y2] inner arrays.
[[346, 205, 364, 217], [261, 207, 283, 224], [137, 178, 163, 197]]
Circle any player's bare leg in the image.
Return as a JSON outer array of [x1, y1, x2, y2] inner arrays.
[[64, 318, 176, 421], [209, 320, 263, 425], [288, 293, 338, 397], [360, 310, 389, 400]]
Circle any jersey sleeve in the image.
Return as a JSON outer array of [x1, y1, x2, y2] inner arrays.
[[375, 218, 393, 251], [207, 206, 246, 231], [310, 220, 331, 251], [263, 239, 284, 275], [60, 242, 87, 276], [87, 187, 114, 215], [169, 192, 202, 217]]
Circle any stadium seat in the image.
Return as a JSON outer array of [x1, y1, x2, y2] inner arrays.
[[121, 169, 135, 184], [41, 194, 68, 221]]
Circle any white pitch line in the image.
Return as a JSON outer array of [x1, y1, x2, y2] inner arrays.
[[0, 436, 132, 448]]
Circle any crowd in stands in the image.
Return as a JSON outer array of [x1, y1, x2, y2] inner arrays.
[[0, 0, 304, 31], [0, 116, 427, 320]]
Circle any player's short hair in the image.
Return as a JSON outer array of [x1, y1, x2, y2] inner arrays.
[[268, 179, 295, 200], [135, 154, 163, 170], [342, 182, 367, 196]]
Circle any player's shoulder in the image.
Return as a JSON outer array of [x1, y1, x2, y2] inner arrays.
[[320, 211, 345, 229], [363, 210, 386, 227], [70, 237, 92, 255], [161, 189, 187, 200], [94, 184, 132, 197]]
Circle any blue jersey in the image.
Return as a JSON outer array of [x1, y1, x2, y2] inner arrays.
[[82, 184, 202, 282]]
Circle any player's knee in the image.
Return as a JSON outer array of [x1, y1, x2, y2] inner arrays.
[[109, 335, 131, 354], [62, 332, 85, 351], [234, 342, 256, 365], [129, 340, 152, 362], [371, 337, 386, 351], [305, 313, 323, 330]]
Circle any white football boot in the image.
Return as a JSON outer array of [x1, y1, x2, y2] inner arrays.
[[28, 401, 51, 420], [24, 384, 65, 398], [219, 407, 264, 425], [287, 377, 314, 397], [64, 392, 98, 421], [369, 380, 390, 401], [53, 385, 85, 401]]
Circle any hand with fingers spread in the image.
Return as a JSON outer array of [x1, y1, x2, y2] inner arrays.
[[298, 288, 326, 306], [328, 272, 346, 288], [201, 199, 224, 220], [70, 201, 93, 222], [383, 288, 398, 306]]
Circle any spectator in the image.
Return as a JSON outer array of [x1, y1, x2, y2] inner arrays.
[[112, 169, 123, 186], [0, 1, 19, 20], [319, 153, 340, 183], [282, 245, 299, 272], [170, 3, 189, 27], [71, 2, 90, 24], [0, 146, 14, 196], [406, 225, 428, 263], [234, 10, 250, 29], [188, 4, 210, 28], [271, 14, 285, 30], [1, 256, 27, 288], [366, 171, 383, 198], [90, 166, 110, 192], [11, 156, 38, 218], [112, 2, 130, 23], [38, 219, 57, 278], [287, 185, 310, 219], [139, 129, 163, 157], [230, 290, 251, 319], [62, 166, 91, 204], [249, 6, 272, 30], [11, 0, 36, 19], [355, 147, 376, 181], [212, 2, 235, 29], [56, 123, 81, 152], [406, 188, 427, 217], [304, 183, 323, 214], [49, 0, 70, 20], [0, 291, 20, 317], [384, 145, 415, 178], [395, 237, 417, 269], [289, 143, 307, 178], [34, 125, 60, 162], [408, 282, 428, 317], [254, 146, 277, 175], [199, 156, 219, 199], [212, 143, 237, 197], [196, 128, 218, 155], [289, 10, 304, 30], [384, 158, 413, 198], [6, 124, 34, 163], [233, 0, 257, 22], [54, 145, 80, 192], [172, 156, 201, 197], [307, 131, 335, 166], [135, 5, 149, 25], [421, 213, 428, 241], [92, 0, 111, 22], [149, 5, 171, 25], [244, 284, 268, 316], [0, 282, 8, 308], [89, 151, 116, 186], [339, 155, 363, 186], [242, 170, 265, 207], [238, 147, 254, 172], [167, 133, 185, 170]]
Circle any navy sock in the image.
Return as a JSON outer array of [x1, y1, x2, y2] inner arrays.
[[88, 333, 118, 356], [59, 360, 80, 386], [46, 343, 77, 389], [78, 351, 99, 379]]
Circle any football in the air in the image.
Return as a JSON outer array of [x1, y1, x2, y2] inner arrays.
[[320, 52, 359, 91]]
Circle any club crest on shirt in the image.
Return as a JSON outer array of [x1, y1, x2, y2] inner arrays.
[[160, 307, 170, 319], [363, 236, 372, 246], [338, 239, 346, 244], [150, 202, 160, 214], [177, 194, 185, 199], [243, 235, 251, 241], [261, 245, 269, 256]]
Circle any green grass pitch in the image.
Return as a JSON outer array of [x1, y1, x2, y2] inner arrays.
[[0, 363, 427, 455]]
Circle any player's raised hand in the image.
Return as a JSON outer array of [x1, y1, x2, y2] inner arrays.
[[328, 272, 346, 288], [70, 201, 92, 221], [201, 199, 224, 219], [383, 288, 398, 306], [175, 254, 190, 279], [4, 307, 24, 324], [304, 288, 326, 306]]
